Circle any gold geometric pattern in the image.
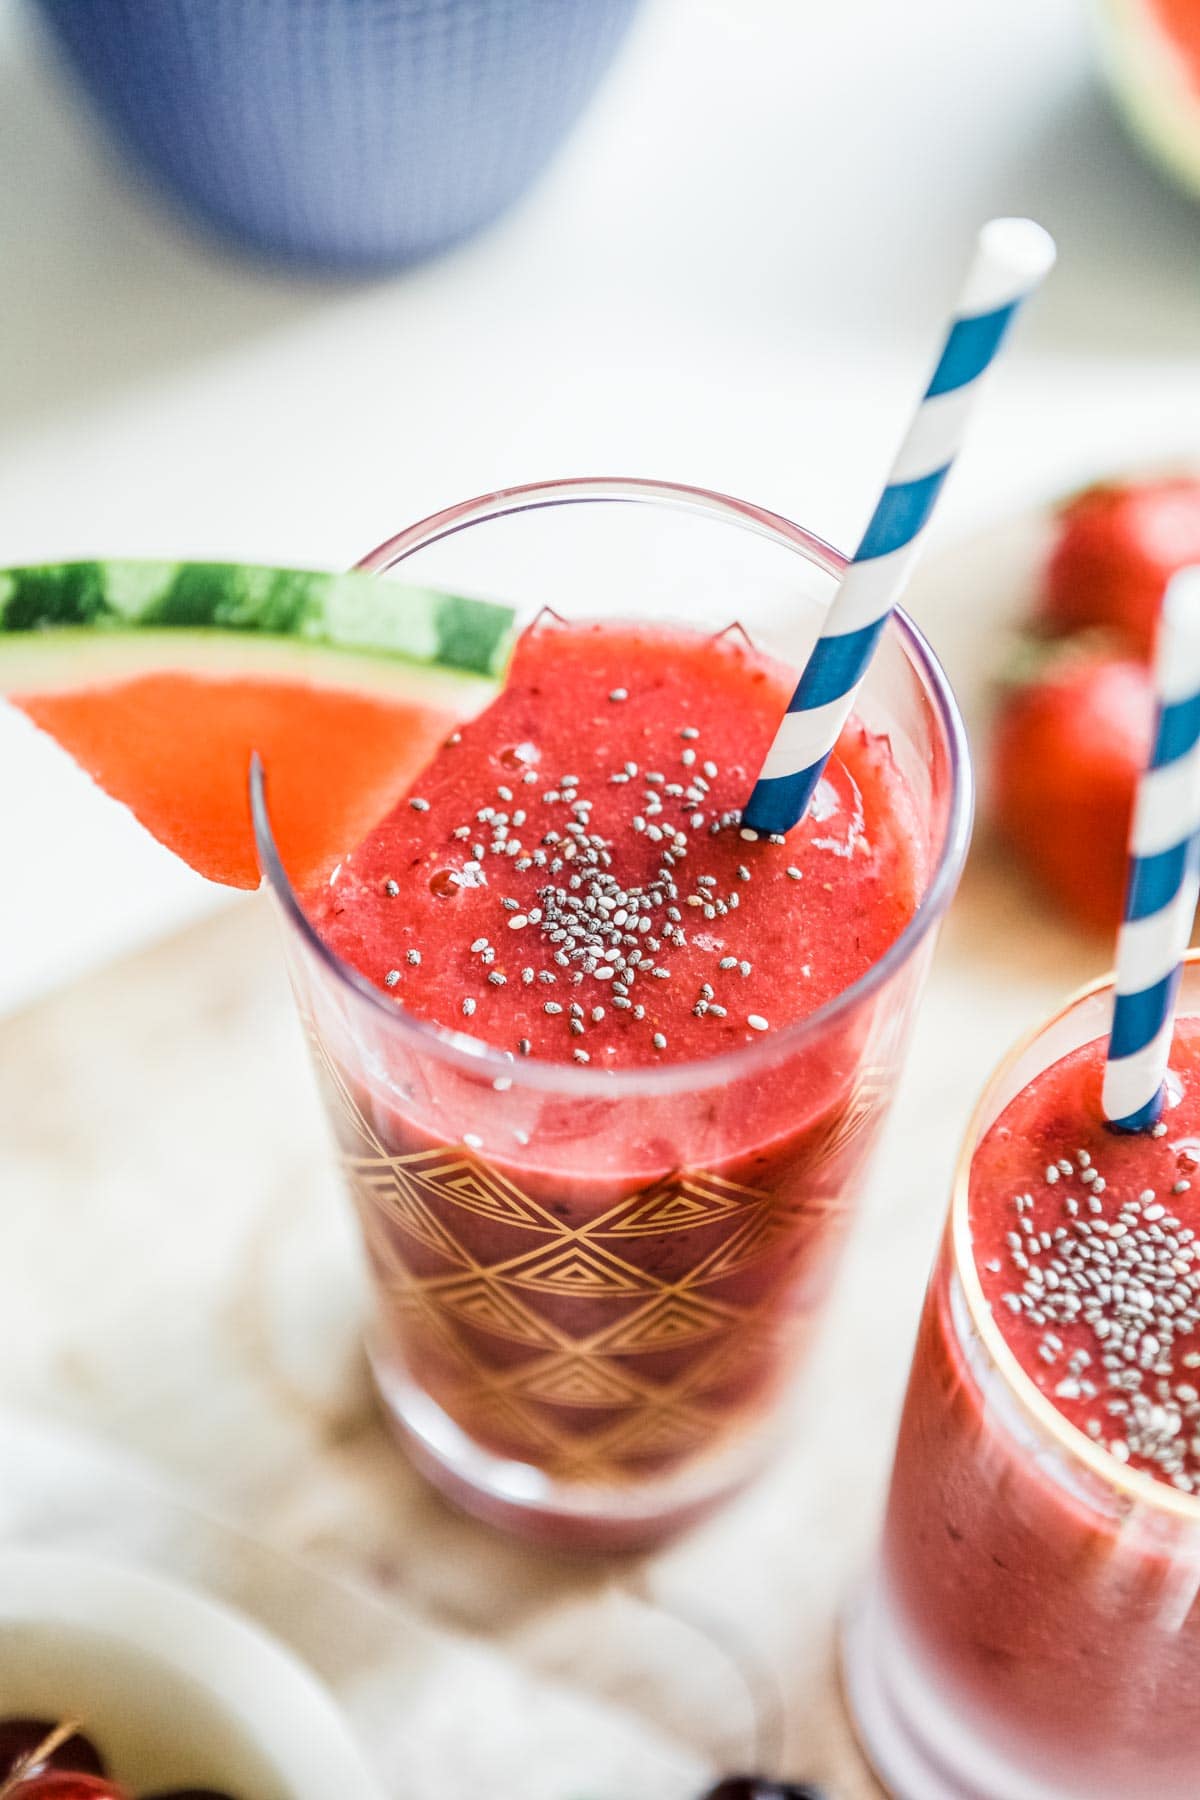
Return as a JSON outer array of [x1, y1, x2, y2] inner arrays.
[[306, 1026, 880, 1486], [505, 1357, 647, 1408], [350, 1160, 473, 1269], [386, 1147, 564, 1234], [586, 1292, 742, 1353], [415, 1272, 567, 1350], [587, 1172, 766, 1238], [499, 1240, 663, 1298], [683, 1204, 803, 1284]]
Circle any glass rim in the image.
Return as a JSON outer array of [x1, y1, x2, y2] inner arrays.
[[253, 475, 974, 1099], [951, 952, 1200, 1524]]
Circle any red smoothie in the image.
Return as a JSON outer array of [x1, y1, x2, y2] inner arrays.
[[871, 1020, 1200, 1799], [309, 616, 922, 1062], [300, 616, 928, 1516]]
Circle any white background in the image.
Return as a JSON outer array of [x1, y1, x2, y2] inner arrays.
[[3, 0, 1200, 1013]]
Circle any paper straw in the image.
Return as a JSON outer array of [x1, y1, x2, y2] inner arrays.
[[741, 217, 1056, 837], [1103, 570, 1200, 1130]]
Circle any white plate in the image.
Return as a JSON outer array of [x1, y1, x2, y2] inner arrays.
[[0, 1548, 386, 1799]]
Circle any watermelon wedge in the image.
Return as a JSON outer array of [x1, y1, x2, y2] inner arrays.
[[1, 560, 516, 889], [1095, 0, 1200, 199]]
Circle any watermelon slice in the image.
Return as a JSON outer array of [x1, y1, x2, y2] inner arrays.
[[1095, 0, 1200, 198], [1, 559, 516, 889]]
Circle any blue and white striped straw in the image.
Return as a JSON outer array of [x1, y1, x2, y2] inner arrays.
[[1103, 570, 1200, 1131], [742, 217, 1056, 837]]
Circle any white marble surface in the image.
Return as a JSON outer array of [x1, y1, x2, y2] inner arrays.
[[0, 722, 1105, 1796], [0, 494, 1107, 1797], [0, 1415, 710, 1800], [4, 0, 1200, 1011], [3, 2, 1200, 1790]]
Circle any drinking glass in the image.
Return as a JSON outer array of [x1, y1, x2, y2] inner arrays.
[[844, 958, 1200, 1799], [254, 477, 971, 1550]]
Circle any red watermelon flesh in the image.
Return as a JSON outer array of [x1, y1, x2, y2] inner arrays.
[[16, 672, 460, 890], [1150, 0, 1200, 88]]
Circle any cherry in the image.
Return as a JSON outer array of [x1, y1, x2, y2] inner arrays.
[[0, 1724, 104, 1781], [703, 1779, 827, 1800], [3, 1778, 128, 1800]]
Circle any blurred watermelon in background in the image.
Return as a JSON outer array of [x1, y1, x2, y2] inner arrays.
[[1093, 0, 1200, 198]]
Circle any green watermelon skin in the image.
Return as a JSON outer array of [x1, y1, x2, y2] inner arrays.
[[0, 560, 515, 681], [2, 558, 519, 890], [1094, 0, 1200, 200]]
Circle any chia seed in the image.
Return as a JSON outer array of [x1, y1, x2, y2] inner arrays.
[[990, 1136, 1200, 1487]]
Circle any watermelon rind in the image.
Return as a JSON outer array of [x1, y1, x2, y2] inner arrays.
[[0, 560, 516, 699], [1094, 0, 1200, 200]]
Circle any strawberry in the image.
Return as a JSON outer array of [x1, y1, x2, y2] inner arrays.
[[991, 648, 1154, 933], [1038, 476, 1200, 659]]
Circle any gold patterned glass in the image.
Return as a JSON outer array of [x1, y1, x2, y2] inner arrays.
[[254, 479, 971, 1550]]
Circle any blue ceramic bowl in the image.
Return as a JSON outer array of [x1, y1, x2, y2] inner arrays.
[[31, 0, 642, 270]]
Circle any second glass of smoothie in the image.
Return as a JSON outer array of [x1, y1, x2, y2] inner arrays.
[[254, 478, 971, 1549], [845, 957, 1200, 1799]]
